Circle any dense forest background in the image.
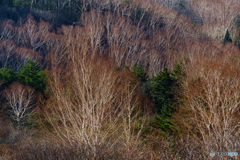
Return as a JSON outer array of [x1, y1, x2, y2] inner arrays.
[[0, 0, 239, 159]]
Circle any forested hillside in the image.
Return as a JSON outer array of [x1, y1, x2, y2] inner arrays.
[[0, 0, 239, 159]]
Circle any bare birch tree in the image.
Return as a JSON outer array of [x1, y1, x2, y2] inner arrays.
[[46, 50, 148, 158], [179, 56, 240, 159], [5, 83, 36, 129]]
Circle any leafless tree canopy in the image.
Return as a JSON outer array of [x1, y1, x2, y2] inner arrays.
[[0, 0, 239, 159], [5, 83, 36, 128]]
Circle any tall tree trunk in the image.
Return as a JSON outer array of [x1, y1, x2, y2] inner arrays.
[[69, 0, 71, 17], [41, 0, 45, 10], [30, 0, 34, 11], [57, 0, 61, 25], [17, 117, 21, 130]]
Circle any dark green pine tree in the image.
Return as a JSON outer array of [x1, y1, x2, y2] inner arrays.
[[149, 66, 182, 134], [132, 64, 148, 82], [224, 29, 232, 44], [151, 68, 175, 112], [17, 60, 46, 93], [234, 29, 240, 48], [0, 67, 17, 85]]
